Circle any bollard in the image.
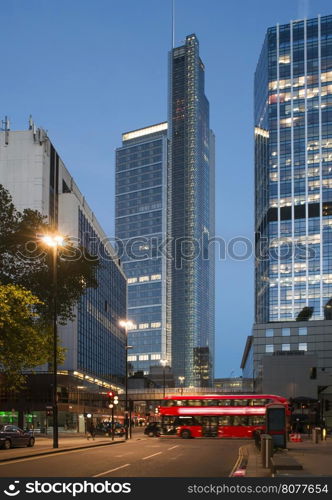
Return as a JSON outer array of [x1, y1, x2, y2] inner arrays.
[[260, 434, 273, 468], [312, 427, 321, 444]]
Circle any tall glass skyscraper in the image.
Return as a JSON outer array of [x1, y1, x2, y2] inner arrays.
[[255, 15, 332, 323], [169, 34, 215, 386], [115, 123, 169, 375], [243, 16, 332, 395], [115, 35, 215, 387]]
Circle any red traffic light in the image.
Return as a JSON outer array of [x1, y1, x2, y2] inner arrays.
[[107, 391, 114, 398]]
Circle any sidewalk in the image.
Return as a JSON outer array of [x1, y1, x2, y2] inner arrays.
[[0, 434, 126, 463], [246, 436, 332, 477]]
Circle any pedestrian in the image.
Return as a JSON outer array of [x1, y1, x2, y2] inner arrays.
[[87, 421, 96, 440]]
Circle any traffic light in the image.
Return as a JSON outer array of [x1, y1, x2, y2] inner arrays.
[[106, 391, 118, 408], [107, 391, 114, 408], [310, 367, 317, 379]]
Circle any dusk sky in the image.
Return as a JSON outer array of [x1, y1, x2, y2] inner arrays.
[[1, 0, 332, 378]]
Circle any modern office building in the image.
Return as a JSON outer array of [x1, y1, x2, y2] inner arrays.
[[115, 34, 215, 387], [0, 119, 127, 429], [168, 34, 215, 387], [115, 123, 169, 377], [243, 15, 332, 401]]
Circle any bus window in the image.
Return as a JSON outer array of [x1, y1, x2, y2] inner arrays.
[[201, 399, 215, 406], [233, 416, 249, 426], [217, 399, 232, 406], [218, 416, 231, 426], [249, 416, 265, 426], [233, 399, 249, 407], [250, 399, 268, 406], [187, 400, 201, 406], [175, 400, 184, 406], [175, 416, 200, 426]]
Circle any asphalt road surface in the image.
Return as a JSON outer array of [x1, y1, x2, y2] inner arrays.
[[0, 437, 246, 477]]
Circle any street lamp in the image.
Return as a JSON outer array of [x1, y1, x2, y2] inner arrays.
[[178, 376, 185, 395], [160, 359, 168, 399], [40, 233, 64, 449], [119, 319, 134, 440]]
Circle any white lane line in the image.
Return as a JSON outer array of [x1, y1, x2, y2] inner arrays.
[[0, 441, 142, 467], [142, 451, 162, 460], [0, 446, 106, 465], [168, 445, 179, 450], [93, 463, 130, 477]]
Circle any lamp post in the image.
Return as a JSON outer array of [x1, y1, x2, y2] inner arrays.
[[41, 234, 64, 449], [119, 320, 133, 440], [160, 359, 168, 399], [178, 376, 185, 395]]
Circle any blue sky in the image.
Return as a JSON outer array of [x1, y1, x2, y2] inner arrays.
[[1, 0, 331, 377]]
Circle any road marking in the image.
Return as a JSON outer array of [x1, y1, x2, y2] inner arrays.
[[229, 446, 247, 477], [93, 463, 130, 477], [142, 451, 162, 460], [0, 444, 125, 466], [168, 445, 179, 450]]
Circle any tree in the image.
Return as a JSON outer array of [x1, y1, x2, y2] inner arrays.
[[296, 306, 314, 321], [0, 184, 99, 324], [0, 284, 62, 390]]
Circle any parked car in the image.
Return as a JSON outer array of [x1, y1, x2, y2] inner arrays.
[[0, 425, 35, 449], [95, 422, 125, 437], [144, 422, 161, 437], [113, 423, 125, 437]]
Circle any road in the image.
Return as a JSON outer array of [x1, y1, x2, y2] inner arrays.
[[0, 436, 245, 477]]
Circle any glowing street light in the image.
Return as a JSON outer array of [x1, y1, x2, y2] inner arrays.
[[40, 233, 65, 449]]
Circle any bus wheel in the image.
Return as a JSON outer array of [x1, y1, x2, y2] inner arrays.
[[181, 430, 191, 439]]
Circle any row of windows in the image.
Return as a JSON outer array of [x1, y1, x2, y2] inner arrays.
[[127, 322, 161, 330], [128, 274, 161, 284], [265, 343, 307, 352], [266, 327, 307, 336], [269, 71, 332, 91], [128, 353, 161, 361], [164, 416, 266, 427], [161, 398, 273, 407]]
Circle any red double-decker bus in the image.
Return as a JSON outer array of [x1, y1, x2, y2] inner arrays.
[[158, 394, 289, 439]]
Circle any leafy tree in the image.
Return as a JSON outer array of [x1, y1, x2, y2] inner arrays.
[[0, 184, 99, 324], [296, 306, 314, 321], [0, 284, 63, 390]]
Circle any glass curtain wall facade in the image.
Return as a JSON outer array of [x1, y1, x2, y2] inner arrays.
[[77, 210, 127, 386], [115, 123, 168, 376], [255, 15, 332, 323], [169, 34, 215, 386]]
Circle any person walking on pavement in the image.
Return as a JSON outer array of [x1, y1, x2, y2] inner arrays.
[[87, 421, 96, 440]]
